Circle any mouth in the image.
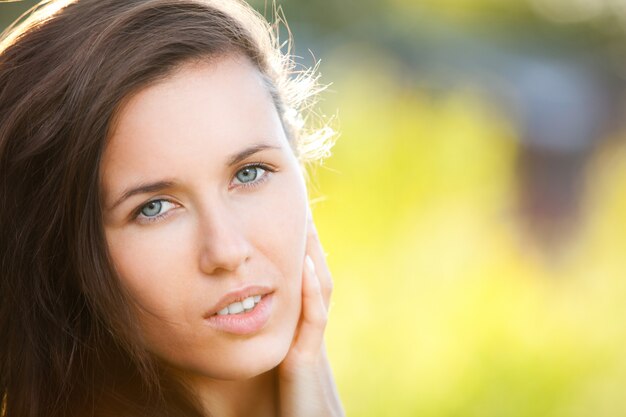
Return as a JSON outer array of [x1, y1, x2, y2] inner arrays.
[[204, 285, 273, 318], [213, 293, 266, 316], [204, 289, 274, 335]]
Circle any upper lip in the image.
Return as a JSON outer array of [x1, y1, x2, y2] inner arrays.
[[204, 284, 273, 317]]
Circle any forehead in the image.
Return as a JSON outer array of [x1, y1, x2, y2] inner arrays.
[[100, 55, 287, 194]]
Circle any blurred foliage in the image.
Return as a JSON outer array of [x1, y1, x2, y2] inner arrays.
[[315, 61, 626, 417], [0, 0, 37, 29], [4, 0, 626, 416]]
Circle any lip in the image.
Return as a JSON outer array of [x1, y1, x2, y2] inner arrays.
[[203, 284, 273, 318], [204, 292, 274, 335]]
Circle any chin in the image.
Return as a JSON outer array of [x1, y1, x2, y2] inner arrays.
[[181, 333, 294, 381], [233, 341, 293, 380], [212, 298, 300, 380], [217, 360, 281, 381]]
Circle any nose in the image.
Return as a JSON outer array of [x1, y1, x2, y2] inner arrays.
[[197, 204, 252, 275]]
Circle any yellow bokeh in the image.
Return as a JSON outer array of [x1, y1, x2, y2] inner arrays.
[[314, 57, 626, 416]]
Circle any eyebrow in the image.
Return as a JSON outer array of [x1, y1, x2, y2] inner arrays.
[[227, 143, 280, 166], [108, 143, 281, 211], [109, 180, 176, 211]]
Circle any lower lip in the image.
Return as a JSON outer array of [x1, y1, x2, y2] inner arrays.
[[204, 293, 274, 335]]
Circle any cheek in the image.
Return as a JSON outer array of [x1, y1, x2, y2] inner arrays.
[[239, 170, 308, 328], [106, 233, 201, 361], [105, 226, 196, 324], [249, 172, 308, 273]]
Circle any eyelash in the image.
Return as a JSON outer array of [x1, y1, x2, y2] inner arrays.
[[132, 162, 275, 224], [229, 162, 274, 190]]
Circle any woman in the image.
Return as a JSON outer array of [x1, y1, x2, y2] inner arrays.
[[0, 0, 343, 416]]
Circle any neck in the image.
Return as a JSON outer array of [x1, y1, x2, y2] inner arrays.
[[185, 368, 279, 417]]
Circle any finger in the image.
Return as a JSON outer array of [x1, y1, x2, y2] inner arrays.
[[306, 212, 333, 310], [290, 254, 327, 358]]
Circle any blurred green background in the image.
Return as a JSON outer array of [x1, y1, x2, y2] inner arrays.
[[4, 0, 626, 416]]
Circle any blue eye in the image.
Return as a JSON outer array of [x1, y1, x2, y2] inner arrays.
[[234, 165, 267, 185], [137, 199, 177, 220], [141, 200, 162, 217]]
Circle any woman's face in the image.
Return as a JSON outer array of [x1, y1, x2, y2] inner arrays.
[[100, 55, 307, 380]]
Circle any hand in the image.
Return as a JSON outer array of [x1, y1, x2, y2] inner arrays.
[[277, 211, 345, 417]]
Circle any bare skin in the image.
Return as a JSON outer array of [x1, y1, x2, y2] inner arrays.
[[101, 55, 344, 417], [277, 212, 345, 417], [187, 213, 344, 417]]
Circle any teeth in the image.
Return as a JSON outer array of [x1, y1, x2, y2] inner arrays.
[[215, 294, 263, 316], [242, 296, 255, 309], [228, 302, 244, 314]]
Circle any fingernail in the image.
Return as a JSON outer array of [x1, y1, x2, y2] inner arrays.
[[305, 255, 315, 272]]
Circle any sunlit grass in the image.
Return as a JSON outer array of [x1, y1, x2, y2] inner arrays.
[[312, 63, 626, 417]]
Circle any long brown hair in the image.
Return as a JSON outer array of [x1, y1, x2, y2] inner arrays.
[[0, 1, 332, 416]]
